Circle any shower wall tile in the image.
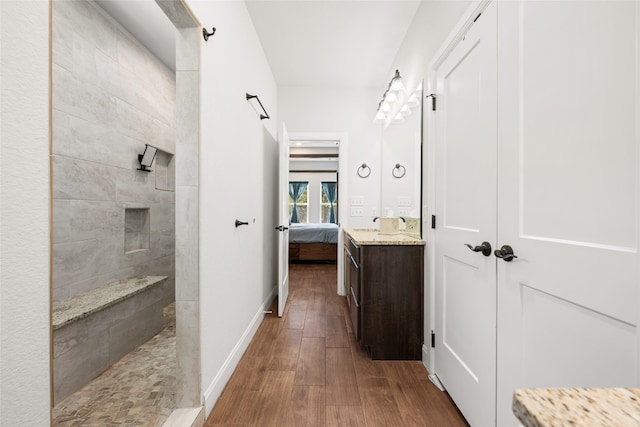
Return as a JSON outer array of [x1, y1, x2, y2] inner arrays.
[[115, 170, 173, 204], [53, 109, 138, 170], [53, 332, 109, 405], [108, 300, 164, 365], [151, 202, 175, 233], [52, 0, 176, 304], [52, 7, 73, 72], [53, 238, 119, 289], [53, 155, 118, 201], [176, 27, 200, 72], [54, 0, 118, 62], [176, 186, 198, 302], [53, 200, 123, 244], [52, 64, 118, 127], [176, 300, 200, 407], [176, 71, 199, 187], [133, 255, 175, 305], [115, 65, 175, 131]]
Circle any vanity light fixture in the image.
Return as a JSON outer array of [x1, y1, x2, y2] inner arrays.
[[374, 69, 403, 124], [137, 144, 158, 172]]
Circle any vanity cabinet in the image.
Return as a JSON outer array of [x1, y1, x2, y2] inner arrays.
[[344, 230, 424, 360]]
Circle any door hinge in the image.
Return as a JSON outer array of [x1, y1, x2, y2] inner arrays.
[[431, 215, 436, 229], [427, 94, 437, 111], [431, 331, 436, 348]]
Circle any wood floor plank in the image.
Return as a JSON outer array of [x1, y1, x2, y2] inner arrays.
[[359, 376, 405, 427], [295, 337, 326, 386], [244, 316, 279, 358], [325, 347, 360, 406], [288, 385, 326, 426], [303, 308, 326, 338], [283, 304, 307, 329], [267, 328, 303, 371], [326, 295, 346, 317], [349, 332, 386, 381], [325, 405, 366, 427], [248, 370, 295, 427], [207, 381, 259, 425], [326, 314, 349, 348]]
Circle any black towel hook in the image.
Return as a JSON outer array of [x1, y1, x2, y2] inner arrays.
[[202, 27, 216, 41]]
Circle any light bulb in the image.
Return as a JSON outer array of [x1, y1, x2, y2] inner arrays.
[[406, 93, 419, 108], [391, 78, 404, 92]]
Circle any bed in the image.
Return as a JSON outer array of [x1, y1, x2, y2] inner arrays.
[[289, 223, 338, 262]]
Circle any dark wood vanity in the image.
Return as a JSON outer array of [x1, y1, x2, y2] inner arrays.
[[344, 229, 424, 360]]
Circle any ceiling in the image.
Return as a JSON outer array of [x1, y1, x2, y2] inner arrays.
[[94, 0, 421, 88]]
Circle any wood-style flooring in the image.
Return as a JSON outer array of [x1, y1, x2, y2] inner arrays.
[[205, 263, 469, 427]]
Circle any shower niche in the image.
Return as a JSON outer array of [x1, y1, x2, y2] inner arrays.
[[124, 208, 150, 254]]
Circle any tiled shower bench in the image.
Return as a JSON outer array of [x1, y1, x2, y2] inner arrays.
[[52, 275, 167, 404]]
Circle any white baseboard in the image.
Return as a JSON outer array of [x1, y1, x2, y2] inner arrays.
[[202, 286, 276, 416], [422, 343, 431, 372]]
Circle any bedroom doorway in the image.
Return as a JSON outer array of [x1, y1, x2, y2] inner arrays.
[[288, 133, 348, 296]]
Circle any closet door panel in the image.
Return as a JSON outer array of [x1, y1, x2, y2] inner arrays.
[[496, 2, 640, 425], [434, 2, 498, 426]]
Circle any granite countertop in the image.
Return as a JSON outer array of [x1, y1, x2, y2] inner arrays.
[[513, 387, 640, 427], [344, 228, 425, 246], [53, 275, 168, 330]]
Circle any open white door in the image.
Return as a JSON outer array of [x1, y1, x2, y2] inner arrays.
[[433, 2, 497, 426], [276, 123, 290, 317]]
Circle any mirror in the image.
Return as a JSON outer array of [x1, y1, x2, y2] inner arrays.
[[380, 80, 423, 237]]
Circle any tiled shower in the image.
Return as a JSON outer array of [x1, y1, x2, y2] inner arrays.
[[51, 0, 176, 412]]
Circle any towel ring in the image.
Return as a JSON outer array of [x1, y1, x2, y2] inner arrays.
[[392, 163, 406, 179], [357, 163, 371, 178]]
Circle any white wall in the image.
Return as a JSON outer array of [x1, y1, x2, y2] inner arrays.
[[185, 0, 279, 415], [279, 86, 382, 228], [385, 0, 472, 369], [289, 172, 338, 223], [0, 1, 51, 425]]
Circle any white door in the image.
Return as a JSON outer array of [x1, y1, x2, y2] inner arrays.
[[433, 2, 497, 426], [496, 2, 640, 425], [277, 124, 291, 317]]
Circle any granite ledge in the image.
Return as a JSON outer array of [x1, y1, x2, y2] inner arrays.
[[53, 275, 168, 330], [513, 387, 640, 427], [344, 228, 424, 246]]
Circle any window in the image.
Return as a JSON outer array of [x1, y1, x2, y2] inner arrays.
[[289, 181, 308, 223], [321, 182, 337, 224]]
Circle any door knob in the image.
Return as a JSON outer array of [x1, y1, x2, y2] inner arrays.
[[464, 241, 492, 256], [494, 245, 518, 262]]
